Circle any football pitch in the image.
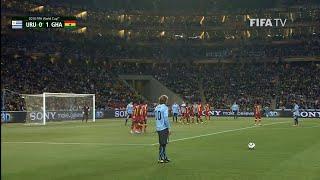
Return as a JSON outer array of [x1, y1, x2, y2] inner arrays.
[[2, 117, 320, 180]]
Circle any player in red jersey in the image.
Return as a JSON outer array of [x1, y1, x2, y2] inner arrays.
[[254, 101, 262, 126], [132, 103, 142, 133], [185, 103, 190, 124], [183, 103, 189, 124], [204, 103, 211, 121], [140, 102, 148, 133], [197, 102, 203, 124], [131, 103, 139, 133], [189, 103, 195, 123], [138, 102, 146, 133], [180, 102, 186, 123]]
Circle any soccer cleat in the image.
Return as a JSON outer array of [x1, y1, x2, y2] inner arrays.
[[158, 160, 165, 163], [164, 159, 171, 163]]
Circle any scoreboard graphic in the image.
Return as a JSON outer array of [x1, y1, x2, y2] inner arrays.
[[11, 16, 77, 29]]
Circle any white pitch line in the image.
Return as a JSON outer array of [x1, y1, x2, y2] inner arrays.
[[151, 121, 289, 146], [2, 141, 152, 146]]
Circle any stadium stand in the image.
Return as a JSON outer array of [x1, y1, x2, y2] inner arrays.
[[1, 0, 319, 111]]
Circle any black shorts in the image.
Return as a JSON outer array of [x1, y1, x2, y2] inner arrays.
[[128, 113, 132, 118], [157, 128, 169, 145], [233, 110, 238, 115], [173, 113, 178, 117]]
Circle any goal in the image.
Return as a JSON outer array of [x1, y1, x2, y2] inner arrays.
[[22, 93, 95, 125]]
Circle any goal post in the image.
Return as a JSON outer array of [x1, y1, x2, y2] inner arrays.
[[22, 92, 96, 125]]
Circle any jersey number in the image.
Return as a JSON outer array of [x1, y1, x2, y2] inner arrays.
[[156, 111, 161, 120]]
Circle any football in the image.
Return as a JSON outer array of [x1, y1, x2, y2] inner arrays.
[[248, 142, 256, 150]]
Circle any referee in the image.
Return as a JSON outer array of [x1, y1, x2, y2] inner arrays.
[[231, 101, 239, 119], [155, 95, 171, 163]]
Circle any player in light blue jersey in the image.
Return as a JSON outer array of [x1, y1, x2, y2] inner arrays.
[[125, 102, 133, 126], [155, 95, 171, 163], [171, 102, 179, 123], [231, 102, 239, 119], [292, 100, 300, 126]]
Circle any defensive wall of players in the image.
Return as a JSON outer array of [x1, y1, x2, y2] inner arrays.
[[2, 109, 320, 123]]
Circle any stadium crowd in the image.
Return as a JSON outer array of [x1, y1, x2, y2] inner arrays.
[[3, 54, 319, 111], [2, 29, 320, 111], [112, 62, 320, 110], [1, 0, 320, 111], [1, 51, 142, 111]]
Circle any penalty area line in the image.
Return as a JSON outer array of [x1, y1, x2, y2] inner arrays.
[[151, 121, 289, 146]]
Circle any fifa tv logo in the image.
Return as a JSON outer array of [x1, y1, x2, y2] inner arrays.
[[249, 18, 287, 27]]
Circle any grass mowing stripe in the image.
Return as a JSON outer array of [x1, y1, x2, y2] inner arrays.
[[265, 125, 320, 129], [151, 121, 289, 145], [2, 121, 288, 146], [2, 121, 289, 147], [2, 141, 152, 146]]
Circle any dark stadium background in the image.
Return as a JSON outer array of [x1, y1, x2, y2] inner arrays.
[[1, 0, 319, 115], [1, 1, 320, 180]]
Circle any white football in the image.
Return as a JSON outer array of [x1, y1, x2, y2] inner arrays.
[[248, 142, 255, 149]]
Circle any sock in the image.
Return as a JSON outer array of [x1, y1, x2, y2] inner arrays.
[[159, 146, 162, 160], [125, 116, 128, 125], [163, 144, 168, 160], [159, 145, 165, 160]]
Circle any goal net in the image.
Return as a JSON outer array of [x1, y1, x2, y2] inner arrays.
[[22, 93, 95, 125]]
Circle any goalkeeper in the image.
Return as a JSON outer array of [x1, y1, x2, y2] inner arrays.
[[82, 103, 90, 123]]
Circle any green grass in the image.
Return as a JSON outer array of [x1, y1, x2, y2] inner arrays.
[[2, 117, 320, 180]]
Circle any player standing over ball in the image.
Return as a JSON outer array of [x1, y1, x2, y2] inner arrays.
[[82, 103, 90, 123], [254, 101, 262, 126], [155, 95, 171, 163], [292, 100, 300, 126]]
